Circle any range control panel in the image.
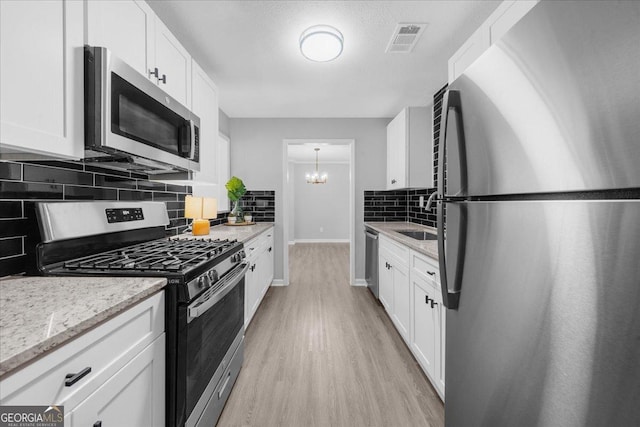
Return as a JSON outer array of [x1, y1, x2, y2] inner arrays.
[[105, 208, 144, 223]]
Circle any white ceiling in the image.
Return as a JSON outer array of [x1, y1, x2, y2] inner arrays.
[[147, 1, 501, 118], [288, 143, 351, 163]]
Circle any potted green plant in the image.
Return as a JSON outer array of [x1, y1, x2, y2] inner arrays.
[[226, 176, 247, 222]]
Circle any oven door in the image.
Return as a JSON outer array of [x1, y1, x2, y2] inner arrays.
[[85, 46, 200, 172], [184, 263, 247, 425]]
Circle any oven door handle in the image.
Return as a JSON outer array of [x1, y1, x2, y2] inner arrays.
[[187, 263, 249, 322]]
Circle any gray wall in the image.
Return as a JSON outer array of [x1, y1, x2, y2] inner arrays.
[[229, 118, 390, 282], [293, 163, 350, 241], [218, 109, 231, 137]]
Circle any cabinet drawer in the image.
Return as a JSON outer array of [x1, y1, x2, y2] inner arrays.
[[411, 250, 440, 290], [0, 292, 164, 411], [380, 235, 410, 264]]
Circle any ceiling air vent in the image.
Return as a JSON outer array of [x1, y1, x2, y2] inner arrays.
[[386, 23, 427, 53]]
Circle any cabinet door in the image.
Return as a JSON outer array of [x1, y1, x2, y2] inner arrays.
[[191, 61, 219, 195], [217, 134, 231, 212], [378, 249, 394, 312], [392, 259, 411, 343], [411, 277, 437, 381], [244, 260, 259, 327], [437, 298, 446, 398], [386, 109, 407, 189], [67, 334, 165, 427], [1, 0, 83, 159], [264, 233, 274, 287], [447, 25, 489, 83], [86, 0, 155, 79], [154, 18, 191, 106]]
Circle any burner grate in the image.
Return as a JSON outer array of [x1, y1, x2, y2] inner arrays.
[[62, 238, 237, 273]]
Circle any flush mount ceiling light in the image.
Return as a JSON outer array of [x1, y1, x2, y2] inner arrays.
[[300, 25, 344, 62], [306, 148, 328, 184]]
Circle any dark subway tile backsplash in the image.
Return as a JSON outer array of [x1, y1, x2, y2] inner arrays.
[[364, 188, 437, 228], [0, 159, 276, 277]]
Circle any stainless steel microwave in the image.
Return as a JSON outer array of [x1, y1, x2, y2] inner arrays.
[[84, 46, 200, 175]]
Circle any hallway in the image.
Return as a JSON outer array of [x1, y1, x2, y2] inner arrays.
[[218, 243, 444, 426]]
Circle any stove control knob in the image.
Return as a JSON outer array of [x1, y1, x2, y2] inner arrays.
[[207, 270, 218, 282], [197, 276, 207, 289]]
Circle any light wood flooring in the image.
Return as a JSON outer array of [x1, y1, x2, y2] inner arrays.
[[218, 243, 444, 427]]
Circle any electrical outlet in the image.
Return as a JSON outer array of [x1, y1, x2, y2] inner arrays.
[[419, 196, 424, 208]]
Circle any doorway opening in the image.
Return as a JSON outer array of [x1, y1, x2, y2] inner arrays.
[[282, 139, 355, 286]]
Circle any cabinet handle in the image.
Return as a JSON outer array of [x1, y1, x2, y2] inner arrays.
[[431, 300, 438, 308], [65, 366, 91, 387], [149, 67, 159, 78], [251, 264, 256, 272], [427, 271, 436, 276], [268, 247, 272, 252], [391, 179, 397, 184], [159, 74, 167, 84], [93, 422, 102, 427], [425, 295, 431, 305]]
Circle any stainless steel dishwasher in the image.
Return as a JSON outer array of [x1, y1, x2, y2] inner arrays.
[[365, 226, 379, 299]]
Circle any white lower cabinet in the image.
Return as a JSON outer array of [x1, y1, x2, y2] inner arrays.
[[66, 334, 165, 427], [377, 234, 445, 400], [244, 228, 275, 328], [0, 292, 165, 423], [379, 235, 411, 343], [410, 249, 445, 400]]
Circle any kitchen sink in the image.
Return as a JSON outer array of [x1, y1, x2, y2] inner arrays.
[[397, 230, 438, 241]]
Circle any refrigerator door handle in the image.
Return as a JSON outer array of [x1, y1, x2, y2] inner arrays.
[[438, 89, 468, 199], [438, 200, 465, 310]]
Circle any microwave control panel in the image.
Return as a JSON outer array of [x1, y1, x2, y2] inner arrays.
[[105, 208, 144, 223]]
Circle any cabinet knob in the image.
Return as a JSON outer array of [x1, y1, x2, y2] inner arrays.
[[391, 179, 397, 184], [93, 422, 102, 427], [159, 74, 167, 84], [65, 366, 91, 387], [268, 247, 272, 252], [427, 271, 436, 276]]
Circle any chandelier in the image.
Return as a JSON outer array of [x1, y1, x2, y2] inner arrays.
[[306, 148, 328, 184]]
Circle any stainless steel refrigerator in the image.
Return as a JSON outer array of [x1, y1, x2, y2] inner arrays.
[[436, 1, 640, 425]]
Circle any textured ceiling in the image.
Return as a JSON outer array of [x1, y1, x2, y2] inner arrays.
[[147, 1, 501, 118]]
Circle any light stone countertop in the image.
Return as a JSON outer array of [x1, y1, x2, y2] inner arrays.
[[0, 276, 167, 379], [365, 222, 439, 260], [174, 222, 275, 243]]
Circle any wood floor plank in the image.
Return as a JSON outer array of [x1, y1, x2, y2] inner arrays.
[[218, 243, 444, 427]]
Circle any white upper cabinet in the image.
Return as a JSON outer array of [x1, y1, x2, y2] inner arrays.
[[190, 60, 219, 196], [86, 0, 192, 106], [448, 0, 539, 83], [386, 107, 431, 190], [85, 0, 155, 78], [447, 26, 489, 84], [217, 134, 231, 212], [154, 19, 192, 106], [0, 0, 84, 160]]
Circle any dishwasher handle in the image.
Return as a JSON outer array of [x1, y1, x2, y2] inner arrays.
[[365, 231, 378, 240]]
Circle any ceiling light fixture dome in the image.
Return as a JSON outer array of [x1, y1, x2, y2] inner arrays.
[[300, 25, 344, 62]]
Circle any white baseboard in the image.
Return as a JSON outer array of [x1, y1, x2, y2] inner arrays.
[[294, 239, 350, 243], [271, 279, 288, 286], [352, 279, 367, 287]]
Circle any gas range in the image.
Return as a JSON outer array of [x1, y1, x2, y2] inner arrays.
[[31, 201, 247, 427]]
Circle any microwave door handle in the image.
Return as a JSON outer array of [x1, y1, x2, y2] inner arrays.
[[189, 119, 196, 160]]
